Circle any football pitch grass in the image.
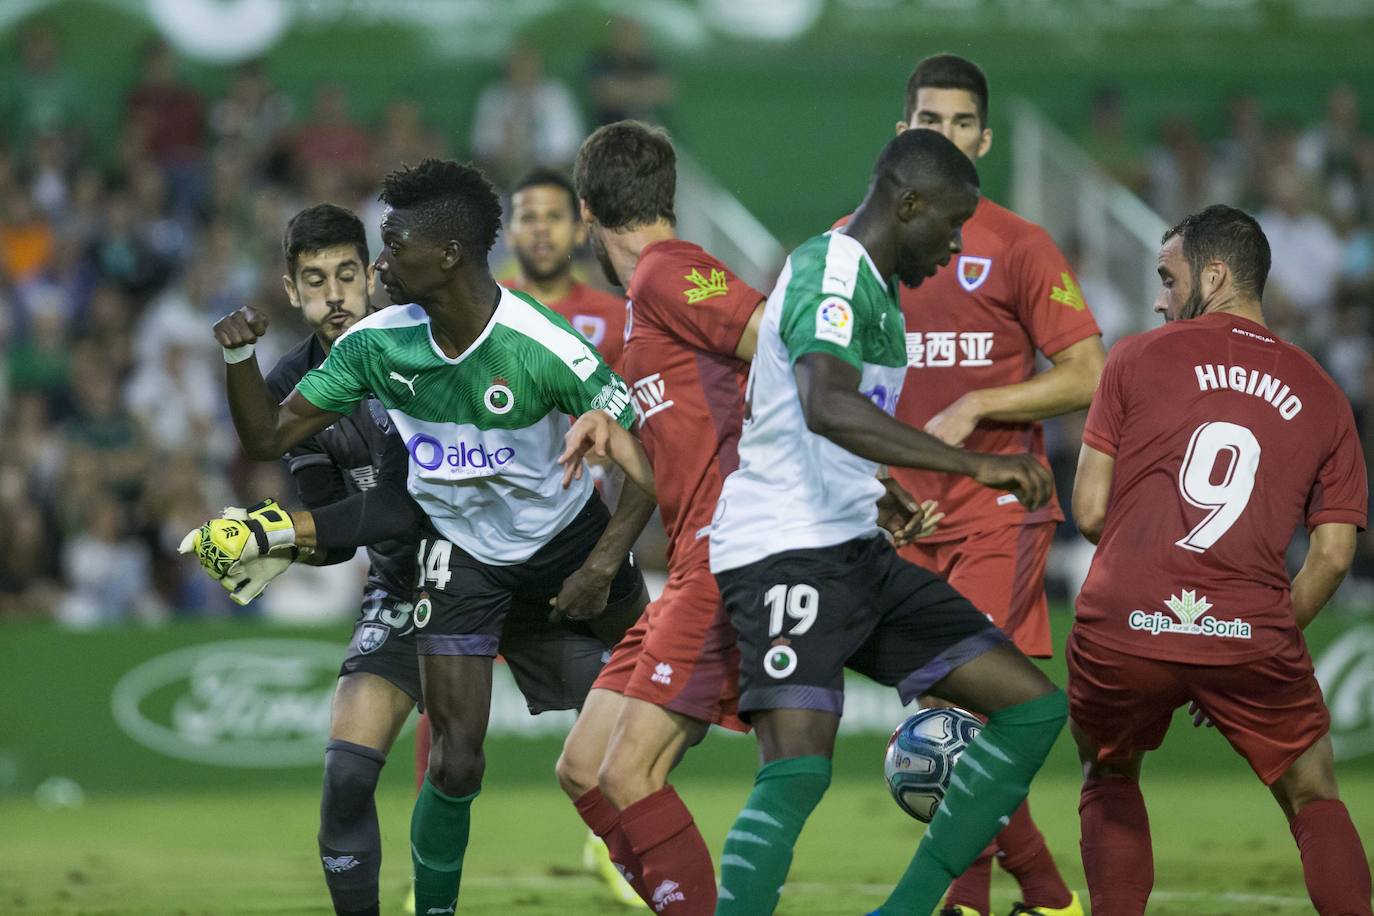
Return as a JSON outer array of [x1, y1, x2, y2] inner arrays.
[[3, 744, 1371, 915]]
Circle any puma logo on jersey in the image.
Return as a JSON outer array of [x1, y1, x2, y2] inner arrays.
[[389, 371, 418, 397]]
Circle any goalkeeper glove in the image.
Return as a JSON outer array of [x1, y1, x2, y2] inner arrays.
[[179, 499, 298, 579], [212, 553, 294, 606]]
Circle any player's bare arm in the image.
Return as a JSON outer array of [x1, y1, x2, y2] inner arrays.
[[733, 300, 767, 362], [1071, 442, 1114, 544], [215, 305, 344, 459], [926, 334, 1106, 446], [559, 409, 657, 498], [551, 482, 655, 622], [794, 351, 1052, 510], [1290, 522, 1358, 630]]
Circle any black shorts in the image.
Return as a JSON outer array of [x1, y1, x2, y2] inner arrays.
[[339, 585, 423, 707], [412, 495, 647, 714], [714, 534, 1007, 720]]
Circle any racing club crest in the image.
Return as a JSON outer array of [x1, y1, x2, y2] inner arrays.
[[957, 256, 992, 292], [356, 622, 389, 654]]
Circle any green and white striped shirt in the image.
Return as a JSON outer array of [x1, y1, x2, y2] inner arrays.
[[296, 288, 634, 564], [710, 231, 907, 572]]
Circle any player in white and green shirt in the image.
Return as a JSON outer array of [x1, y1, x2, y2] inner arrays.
[[204, 160, 652, 916], [707, 130, 1068, 916]]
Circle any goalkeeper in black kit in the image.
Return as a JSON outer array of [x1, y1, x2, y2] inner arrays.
[[183, 204, 419, 916]]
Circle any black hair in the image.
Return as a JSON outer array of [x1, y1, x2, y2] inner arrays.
[[512, 167, 579, 218], [874, 127, 981, 197], [574, 120, 676, 230], [282, 203, 369, 275], [906, 54, 989, 126], [1163, 204, 1271, 300], [379, 158, 503, 255]]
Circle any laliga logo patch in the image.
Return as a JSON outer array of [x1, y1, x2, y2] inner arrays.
[[484, 379, 514, 415], [957, 256, 992, 292], [815, 297, 853, 347], [413, 594, 433, 629]]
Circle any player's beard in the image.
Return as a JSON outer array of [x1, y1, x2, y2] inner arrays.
[[1178, 268, 1208, 321], [590, 230, 621, 287], [514, 250, 568, 285]]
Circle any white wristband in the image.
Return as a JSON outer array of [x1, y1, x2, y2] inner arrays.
[[223, 343, 256, 364]]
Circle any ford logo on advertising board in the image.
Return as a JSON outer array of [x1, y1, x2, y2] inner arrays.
[[1315, 624, 1374, 762], [110, 640, 339, 768]]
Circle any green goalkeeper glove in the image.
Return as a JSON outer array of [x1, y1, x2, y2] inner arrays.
[[179, 499, 298, 580]]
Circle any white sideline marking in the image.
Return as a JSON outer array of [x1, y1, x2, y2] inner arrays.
[[455, 874, 1312, 907]]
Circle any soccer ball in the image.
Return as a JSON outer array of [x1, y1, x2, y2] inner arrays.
[[883, 707, 982, 822]]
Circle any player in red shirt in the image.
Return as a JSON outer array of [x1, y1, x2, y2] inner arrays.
[[1071, 205, 1371, 916], [548, 121, 765, 915], [505, 167, 628, 371], [835, 55, 1104, 916]]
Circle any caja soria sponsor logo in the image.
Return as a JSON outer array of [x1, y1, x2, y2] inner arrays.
[[406, 433, 515, 472], [1128, 589, 1252, 640]]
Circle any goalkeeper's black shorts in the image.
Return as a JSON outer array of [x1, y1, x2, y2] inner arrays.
[[339, 585, 423, 709]]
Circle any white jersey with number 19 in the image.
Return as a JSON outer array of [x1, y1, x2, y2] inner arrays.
[[710, 231, 907, 573]]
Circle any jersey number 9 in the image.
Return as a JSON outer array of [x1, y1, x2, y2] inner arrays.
[[1175, 420, 1261, 553]]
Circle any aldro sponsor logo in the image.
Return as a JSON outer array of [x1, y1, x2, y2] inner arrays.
[[1128, 589, 1252, 640], [406, 433, 515, 473]]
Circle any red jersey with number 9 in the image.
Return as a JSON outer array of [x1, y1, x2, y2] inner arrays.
[[1075, 311, 1367, 665]]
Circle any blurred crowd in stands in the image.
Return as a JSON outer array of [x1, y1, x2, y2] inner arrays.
[[0, 21, 672, 623], [0, 19, 1369, 624]]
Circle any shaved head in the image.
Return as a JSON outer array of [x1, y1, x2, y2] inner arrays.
[[872, 127, 980, 201]]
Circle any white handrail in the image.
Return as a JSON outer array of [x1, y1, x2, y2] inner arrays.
[[1011, 98, 1170, 337]]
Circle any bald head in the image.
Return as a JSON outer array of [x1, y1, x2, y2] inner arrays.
[[872, 127, 980, 200]]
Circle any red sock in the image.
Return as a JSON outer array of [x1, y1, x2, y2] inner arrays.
[[1079, 778, 1152, 916], [1290, 799, 1373, 916], [996, 801, 1073, 908], [413, 712, 431, 793], [945, 843, 994, 914], [618, 785, 716, 915], [573, 787, 652, 903]]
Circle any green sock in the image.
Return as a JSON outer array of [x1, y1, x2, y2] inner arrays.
[[717, 755, 832, 915], [410, 776, 477, 916], [876, 689, 1068, 916]]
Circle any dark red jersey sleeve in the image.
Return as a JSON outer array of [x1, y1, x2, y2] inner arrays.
[[1011, 227, 1102, 358], [1306, 400, 1369, 530], [639, 247, 763, 357], [1081, 339, 1131, 457]]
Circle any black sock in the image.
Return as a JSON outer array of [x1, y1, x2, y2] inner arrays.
[[318, 739, 386, 916]]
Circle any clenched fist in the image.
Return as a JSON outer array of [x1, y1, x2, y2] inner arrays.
[[213, 305, 270, 349]]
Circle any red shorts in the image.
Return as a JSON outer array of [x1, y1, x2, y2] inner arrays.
[[593, 542, 746, 732], [900, 522, 1054, 657], [1067, 628, 1330, 785]]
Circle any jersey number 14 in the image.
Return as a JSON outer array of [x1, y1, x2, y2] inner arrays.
[[1175, 420, 1261, 553]]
